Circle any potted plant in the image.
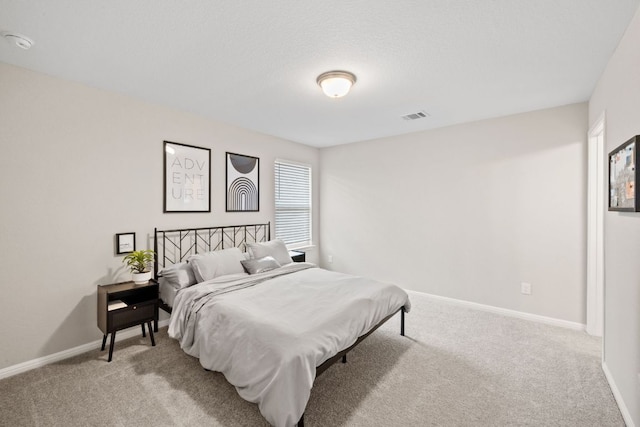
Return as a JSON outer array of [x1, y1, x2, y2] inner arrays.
[[123, 249, 155, 284]]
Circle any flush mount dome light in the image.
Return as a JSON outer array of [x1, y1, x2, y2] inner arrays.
[[1, 31, 34, 50], [316, 70, 356, 98]]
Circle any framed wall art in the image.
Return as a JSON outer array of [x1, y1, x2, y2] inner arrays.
[[164, 141, 211, 213], [116, 232, 136, 254], [226, 152, 259, 212], [609, 135, 640, 212]]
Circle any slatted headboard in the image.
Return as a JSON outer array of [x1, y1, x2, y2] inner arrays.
[[153, 222, 270, 278]]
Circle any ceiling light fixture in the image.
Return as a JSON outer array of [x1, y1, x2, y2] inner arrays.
[[316, 70, 356, 98], [1, 31, 34, 50]]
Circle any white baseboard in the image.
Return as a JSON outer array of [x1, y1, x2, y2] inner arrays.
[[411, 290, 586, 331], [0, 319, 170, 381], [602, 361, 636, 427], [0, 294, 589, 381], [412, 290, 640, 424]]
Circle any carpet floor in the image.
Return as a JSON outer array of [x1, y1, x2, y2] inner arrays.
[[0, 291, 624, 426]]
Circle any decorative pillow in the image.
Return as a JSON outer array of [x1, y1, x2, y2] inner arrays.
[[188, 247, 246, 282], [157, 262, 197, 289], [246, 239, 293, 266], [241, 256, 281, 275]]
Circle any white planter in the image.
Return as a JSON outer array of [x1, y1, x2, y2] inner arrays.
[[132, 271, 151, 285]]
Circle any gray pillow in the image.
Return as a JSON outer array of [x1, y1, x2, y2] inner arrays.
[[246, 239, 292, 266], [188, 247, 246, 282], [158, 262, 197, 289], [241, 256, 281, 275]]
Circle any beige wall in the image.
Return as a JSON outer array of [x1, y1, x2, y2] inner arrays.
[[320, 103, 588, 323], [0, 63, 320, 370], [589, 5, 640, 424]]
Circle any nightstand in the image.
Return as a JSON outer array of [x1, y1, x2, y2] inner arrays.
[[97, 280, 158, 362], [289, 250, 306, 262]]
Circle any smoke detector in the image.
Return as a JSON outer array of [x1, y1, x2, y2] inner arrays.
[[2, 32, 34, 50]]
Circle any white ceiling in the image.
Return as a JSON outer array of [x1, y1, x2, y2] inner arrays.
[[1, 1, 638, 147]]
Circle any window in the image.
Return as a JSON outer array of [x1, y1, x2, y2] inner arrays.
[[274, 159, 312, 248]]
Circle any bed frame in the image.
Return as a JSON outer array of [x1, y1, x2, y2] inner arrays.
[[153, 222, 271, 314], [299, 306, 406, 426], [152, 222, 406, 427]]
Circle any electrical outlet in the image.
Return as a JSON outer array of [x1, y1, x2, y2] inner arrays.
[[328, 255, 333, 263], [521, 282, 532, 295]]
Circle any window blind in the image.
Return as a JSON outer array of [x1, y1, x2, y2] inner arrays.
[[274, 160, 311, 247]]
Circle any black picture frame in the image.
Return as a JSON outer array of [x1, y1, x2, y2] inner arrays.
[[609, 135, 640, 212], [116, 232, 136, 254], [226, 152, 260, 212], [164, 141, 211, 213]]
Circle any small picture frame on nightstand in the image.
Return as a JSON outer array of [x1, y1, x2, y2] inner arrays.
[[116, 232, 136, 254]]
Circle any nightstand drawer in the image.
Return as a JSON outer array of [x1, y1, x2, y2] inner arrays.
[[109, 300, 156, 330]]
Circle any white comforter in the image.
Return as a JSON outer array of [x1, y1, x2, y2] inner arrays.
[[168, 263, 411, 427]]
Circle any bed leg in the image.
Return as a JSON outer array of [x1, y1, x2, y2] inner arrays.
[[342, 354, 347, 363], [298, 413, 304, 427], [400, 307, 405, 337]]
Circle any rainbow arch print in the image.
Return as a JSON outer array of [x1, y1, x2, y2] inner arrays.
[[226, 152, 259, 212]]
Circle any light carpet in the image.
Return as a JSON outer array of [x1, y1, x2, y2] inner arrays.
[[0, 291, 623, 426]]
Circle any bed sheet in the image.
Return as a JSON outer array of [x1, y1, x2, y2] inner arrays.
[[168, 263, 410, 427], [158, 278, 179, 308]]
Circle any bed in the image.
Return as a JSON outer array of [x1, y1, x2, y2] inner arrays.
[[154, 223, 410, 427]]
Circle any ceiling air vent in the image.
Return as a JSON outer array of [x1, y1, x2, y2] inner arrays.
[[401, 110, 430, 121]]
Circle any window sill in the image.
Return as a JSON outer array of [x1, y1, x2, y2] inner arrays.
[[287, 243, 315, 251]]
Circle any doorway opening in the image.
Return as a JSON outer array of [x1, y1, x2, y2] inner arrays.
[[586, 113, 605, 338]]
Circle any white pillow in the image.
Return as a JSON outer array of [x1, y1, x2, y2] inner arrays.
[[246, 239, 292, 266], [158, 262, 197, 289], [188, 247, 246, 282]]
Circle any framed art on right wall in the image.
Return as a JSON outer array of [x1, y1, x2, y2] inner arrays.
[[609, 135, 639, 212]]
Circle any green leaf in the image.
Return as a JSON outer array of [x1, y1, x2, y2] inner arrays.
[[123, 249, 156, 274]]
